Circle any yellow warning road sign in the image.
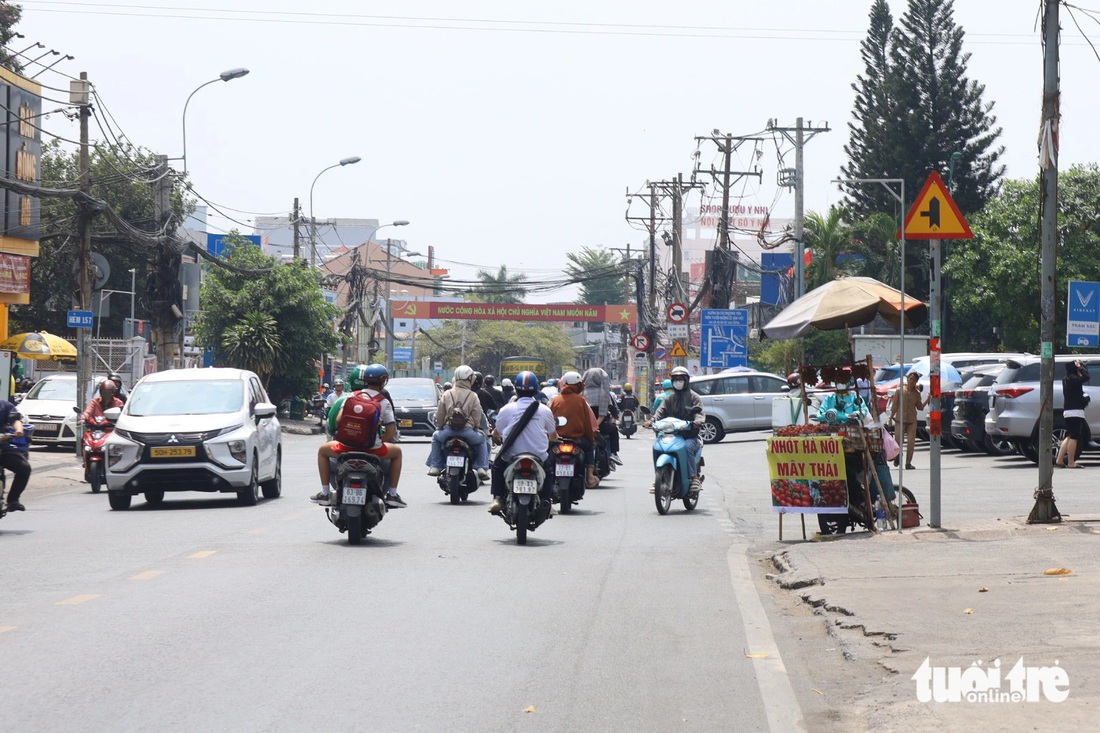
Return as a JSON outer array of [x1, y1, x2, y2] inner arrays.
[[902, 170, 973, 239], [669, 340, 688, 358]]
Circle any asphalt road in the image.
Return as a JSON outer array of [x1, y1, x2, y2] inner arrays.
[[4, 428, 1086, 732]]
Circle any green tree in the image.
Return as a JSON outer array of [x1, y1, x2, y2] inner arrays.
[[194, 238, 340, 398], [473, 265, 527, 304], [0, 2, 23, 73], [564, 246, 626, 305], [945, 165, 1100, 353], [841, 0, 1004, 221], [417, 319, 576, 375], [804, 208, 857, 289], [11, 140, 191, 336]]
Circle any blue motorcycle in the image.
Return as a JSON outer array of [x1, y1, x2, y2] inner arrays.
[[651, 417, 703, 514]]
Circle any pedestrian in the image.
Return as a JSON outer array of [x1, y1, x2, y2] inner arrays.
[[1055, 359, 1090, 468], [889, 372, 928, 470]]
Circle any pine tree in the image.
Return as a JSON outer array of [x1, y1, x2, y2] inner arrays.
[[841, 0, 1004, 219]]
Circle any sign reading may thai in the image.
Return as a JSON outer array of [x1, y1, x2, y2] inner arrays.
[[394, 301, 637, 324]]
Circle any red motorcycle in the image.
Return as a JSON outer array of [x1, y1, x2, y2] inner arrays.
[[82, 415, 114, 494]]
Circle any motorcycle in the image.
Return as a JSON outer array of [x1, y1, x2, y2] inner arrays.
[[550, 438, 586, 513], [618, 409, 637, 439], [307, 394, 328, 421], [81, 413, 115, 494], [325, 452, 388, 545], [438, 436, 480, 504], [594, 432, 613, 479], [651, 417, 704, 515], [496, 453, 552, 545]]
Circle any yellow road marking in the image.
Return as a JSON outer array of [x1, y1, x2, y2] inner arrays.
[[56, 594, 101, 606], [281, 513, 301, 522], [128, 570, 165, 581], [189, 551, 217, 559], [0, 626, 15, 633], [247, 528, 268, 535]]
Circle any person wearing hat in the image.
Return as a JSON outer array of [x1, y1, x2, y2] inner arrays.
[[549, 371, 600, 489], [889, 372, 928, 469]]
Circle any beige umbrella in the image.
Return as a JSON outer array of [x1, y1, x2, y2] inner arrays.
[[0, 331, 78, 360], [762, 277, 928, 340]]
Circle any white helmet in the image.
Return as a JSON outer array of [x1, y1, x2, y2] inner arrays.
[[561, 371, 583, 385], [453, 365, 474, 381]]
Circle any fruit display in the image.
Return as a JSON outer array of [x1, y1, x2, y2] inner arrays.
[[770, 478, 847, 509]]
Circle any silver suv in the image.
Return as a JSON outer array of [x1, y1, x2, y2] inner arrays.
[[984, 355, 1100, 463], [690, 369, 790, 443]]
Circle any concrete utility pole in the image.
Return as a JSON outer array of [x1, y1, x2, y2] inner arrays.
[[151, 154, 175, 371], [75, 71, 92, 458], [291, 197, 301, 261], [769, 118, 831, 300], [1030, 0, 1061, 524], [625, 184, 670, 410]]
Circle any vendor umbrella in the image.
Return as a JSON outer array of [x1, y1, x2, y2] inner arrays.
[[0, 331, 78, 360], [761, 276, 928, 340]]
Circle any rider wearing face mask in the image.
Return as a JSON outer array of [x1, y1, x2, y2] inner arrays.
[[646, 366, 705, 492]]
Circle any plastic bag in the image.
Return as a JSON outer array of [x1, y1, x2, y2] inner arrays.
[[881, 426, 901, 461]]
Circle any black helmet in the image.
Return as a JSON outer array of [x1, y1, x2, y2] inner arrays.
[[472, 371, 484, 390], [484, 374, 496, 387], [107, 373, 124, 388]]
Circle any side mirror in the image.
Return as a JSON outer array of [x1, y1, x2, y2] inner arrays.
[[556, 415, 567, 427], [254, 402, 277, 419], [103, 407, 122, 422], [73, 405, 80, 414]]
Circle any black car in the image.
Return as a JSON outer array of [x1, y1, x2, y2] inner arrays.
[[950, 364, 1014, 455], [386, 378, 441, 437]]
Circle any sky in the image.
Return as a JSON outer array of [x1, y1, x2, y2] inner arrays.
[[14, 1, 1100, 303]]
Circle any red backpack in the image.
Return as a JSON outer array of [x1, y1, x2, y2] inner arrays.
[[334, 391, 384, 448]]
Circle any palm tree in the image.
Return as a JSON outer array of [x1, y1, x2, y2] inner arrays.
[[804, 208, 858, 290], [473, 265, 527, 304], [564, 247, 627, 305], [221, 312, 280, 386]]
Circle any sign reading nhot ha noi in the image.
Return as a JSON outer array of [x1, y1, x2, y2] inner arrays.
[[394, 301, 636, 324], [766, 434, 848, 514]]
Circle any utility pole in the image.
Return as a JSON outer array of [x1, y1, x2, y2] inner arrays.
[[292, 197, 301, 260], [769, 118, 831, 301], [1029, 0, 1061, 524], [75, 71, 92, 458], [626, 184, 669, 409], [151, 154, 175, 371]]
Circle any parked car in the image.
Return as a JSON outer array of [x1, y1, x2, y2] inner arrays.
[[985, 355, 1100, 463], [691, 370, 790, 443], [386, 377, 442, 438], [16, 373, 109, 448], [909, 353, 1028, 441], [949, 364, 1014, 454], [103, 368, 282, 509]]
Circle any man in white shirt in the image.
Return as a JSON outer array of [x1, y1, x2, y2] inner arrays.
[[489, 371, 558, 515]]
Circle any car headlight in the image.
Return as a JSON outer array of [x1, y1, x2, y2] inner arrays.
[[228, 439, 247, 464]]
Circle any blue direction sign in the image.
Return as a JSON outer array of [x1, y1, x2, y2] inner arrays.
[[67, 310, 94, 329], [1067, 281, 1100, 348], [700, 308, 749, 368], [392, 347, 414, 363]]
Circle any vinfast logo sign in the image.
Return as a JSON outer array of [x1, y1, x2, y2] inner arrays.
[[913, 657, 1069, 703], [1066, 281, 1100, 348]]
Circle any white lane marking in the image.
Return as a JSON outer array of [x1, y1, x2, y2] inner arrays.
[[727, 545, 805, 732]]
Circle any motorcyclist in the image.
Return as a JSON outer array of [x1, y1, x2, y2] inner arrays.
[[549, 371, 600, 490], [652, 378, 673, 414], [619, 383, 640, 413], [646, 366, 705, 492], [500, 378, 515, 403], [472, 371, 501, 416], [484, 374, 505, 406], [582, 367, 622, 466], [81, 379, 125, 425], [314, 364, 405, 509], [0, 398, 30, 512], [488, 371, 559, 515], [426, 364, 490, 480], [106, 373, 129, 404], [541, 378, 560, 401]]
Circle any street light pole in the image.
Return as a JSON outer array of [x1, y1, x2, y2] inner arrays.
[[308, 156, 361, 267], [181, 67, 248, 176]]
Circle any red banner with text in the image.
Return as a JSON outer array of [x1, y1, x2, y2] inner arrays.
[[393, 301, 637, 324]]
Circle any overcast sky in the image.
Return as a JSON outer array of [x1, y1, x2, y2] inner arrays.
[[17, 1, 1099, 302]]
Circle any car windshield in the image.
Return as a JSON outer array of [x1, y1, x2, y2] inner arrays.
[[127, 379, 244, 416], [27, 378, 76, 401], [387, 382, 437, 402]]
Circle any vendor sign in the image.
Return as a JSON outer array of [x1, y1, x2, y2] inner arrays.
[[767, 434, 848, 514]]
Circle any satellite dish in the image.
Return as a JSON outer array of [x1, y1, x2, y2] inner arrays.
[[71, 252, 112, 291]]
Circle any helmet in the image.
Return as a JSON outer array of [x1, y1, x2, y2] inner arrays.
[[472, 371, 484, 390], [98, 379, 117, 394], [453, 365, 474, 382], [514, 371, 540, 395], [333, 378, 344, 387], [443, 381, 453, 391], [346, 366, 368, 391], [623, 383, 633, 392], [484, 374, 496, 387], [662, 379, 673, 390], [322, 383, 330, 389], [107, 373, 123, 388], [501, 378, 512, 388], [363, 364, 389, 388], [547, 378, 558, 387], [561, 371, 583, 386], [670, 366, 690, 390]]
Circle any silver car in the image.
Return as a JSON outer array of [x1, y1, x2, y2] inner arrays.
[[690, 370, 790, 443]]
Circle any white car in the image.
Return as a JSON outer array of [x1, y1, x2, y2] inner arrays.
[[104, 368, 282, 510], [17, 373, 106, 447]]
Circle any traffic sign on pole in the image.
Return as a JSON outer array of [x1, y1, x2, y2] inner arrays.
[[631, 333, 652, 352], [666, 302, 687, 324], [902, 171, 973, 239], [669, 341, 688, 358], [700, 309, 748, 368], [67, 310, 94, 329]]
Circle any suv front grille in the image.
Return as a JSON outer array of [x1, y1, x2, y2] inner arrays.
[[126, 430, 220, 445]]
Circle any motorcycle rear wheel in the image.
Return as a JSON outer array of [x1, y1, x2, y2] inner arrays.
[[655, 466, 674, 515], [515, 500, 529, 545], [347, 511, 364, 545]]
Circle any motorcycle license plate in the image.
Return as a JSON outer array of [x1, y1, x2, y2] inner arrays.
[[555, 463, 574, 477], [512, 479, 538, 494], [150, 446, 196, 458], [343, 487, 368, 505], [446, 455, 466, 468]]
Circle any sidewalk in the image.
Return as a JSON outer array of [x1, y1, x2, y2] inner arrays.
[[768, 516, 1100, 730]]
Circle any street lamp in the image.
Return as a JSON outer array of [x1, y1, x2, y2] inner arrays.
[[181, 67, 249, 175], [309, 156, 361, 267], [385, 242, 422, 372]]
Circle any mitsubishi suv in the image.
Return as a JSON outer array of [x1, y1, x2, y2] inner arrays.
[[104, 368, 282, 509], [984, 355, 1100, 463]]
